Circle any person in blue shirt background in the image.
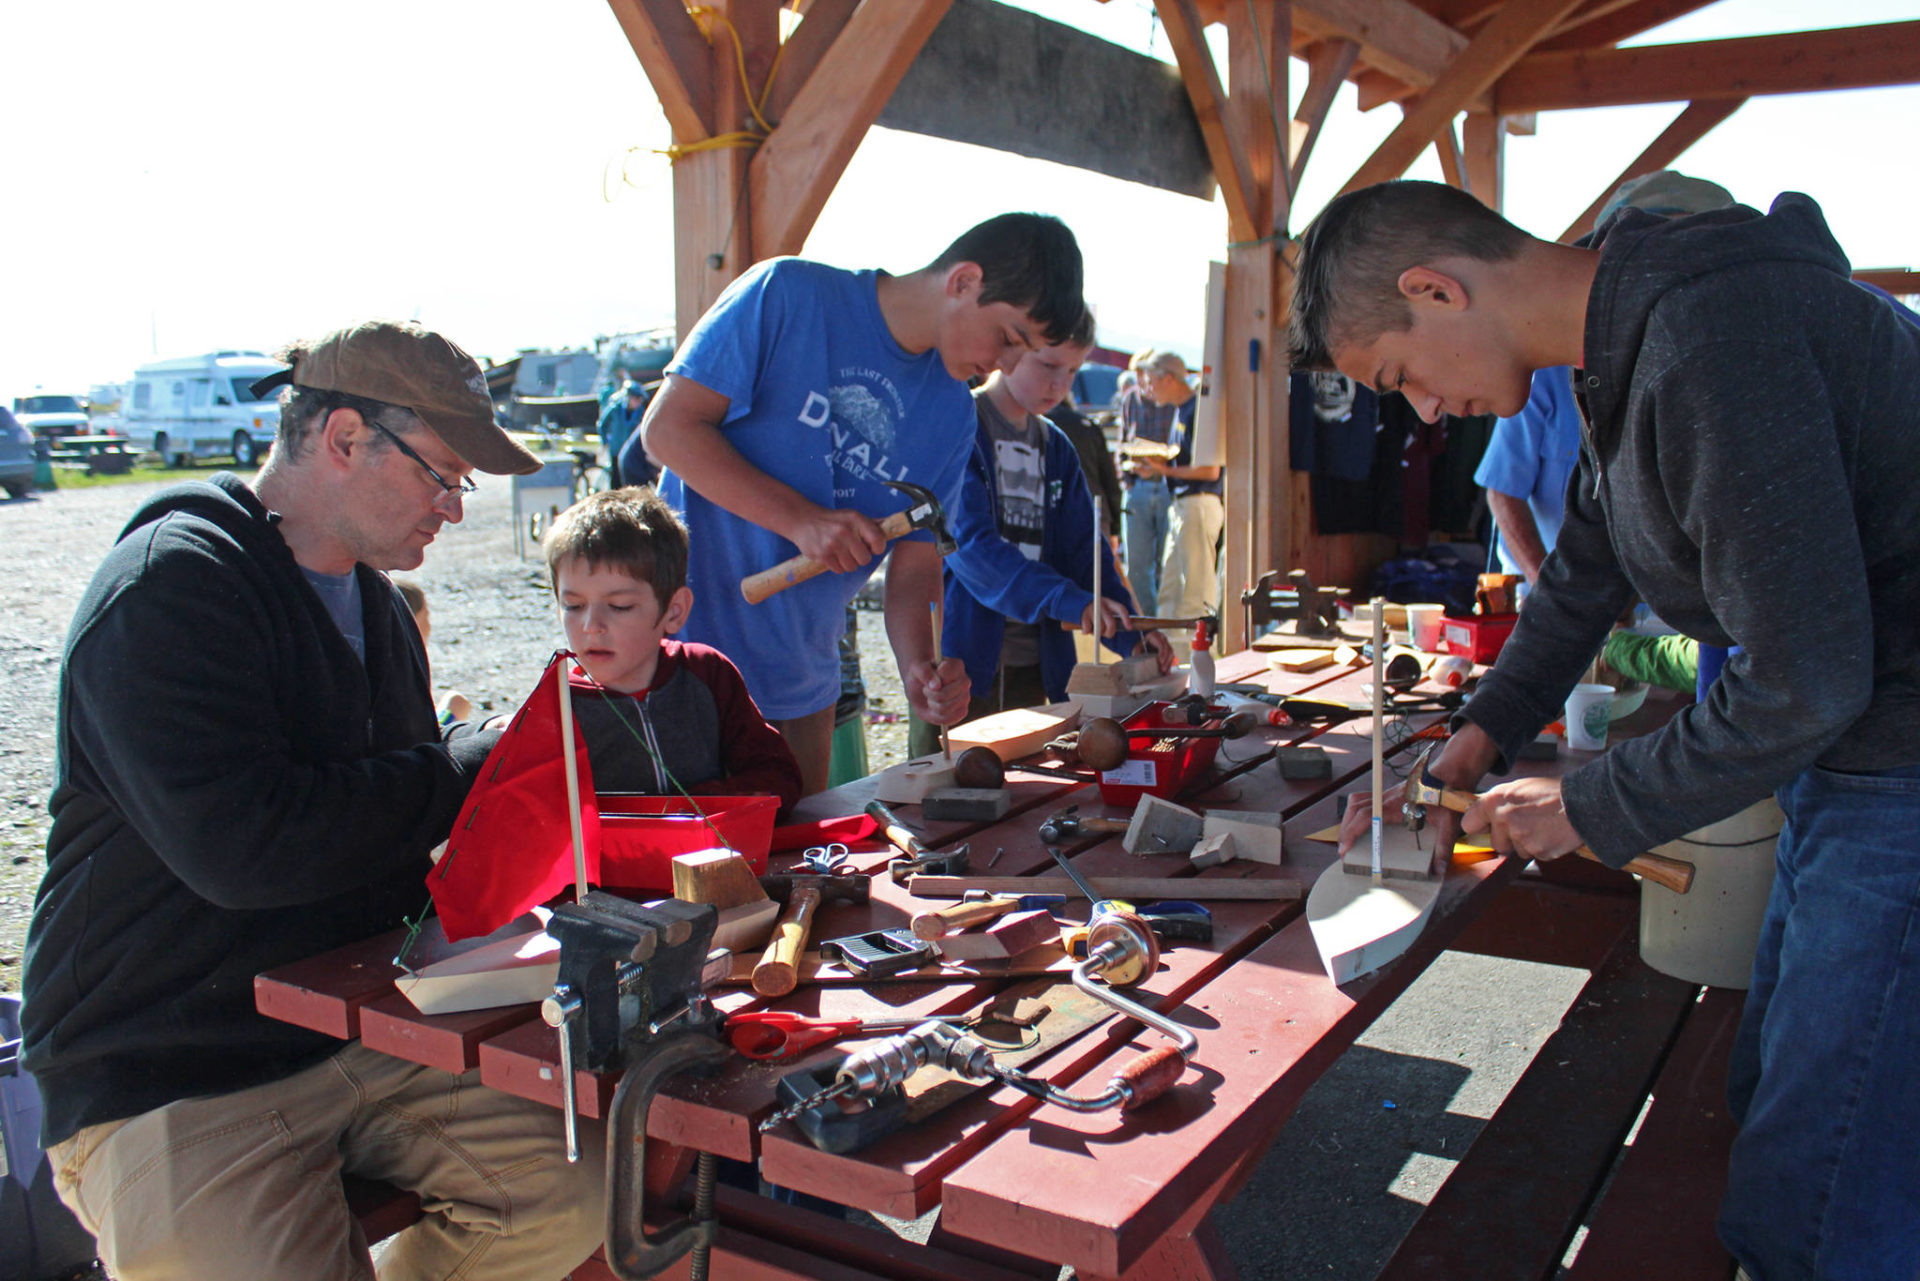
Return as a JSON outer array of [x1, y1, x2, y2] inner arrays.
[[1475, 365, 1582, 582], [626, 213, 1085, 794], [908, 313, 1172, 756], [597, 380, 650, 489]]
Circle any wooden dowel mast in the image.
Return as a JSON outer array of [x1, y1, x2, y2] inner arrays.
[[1370, 600, 1385, 886], [557, 656, 589, 900]]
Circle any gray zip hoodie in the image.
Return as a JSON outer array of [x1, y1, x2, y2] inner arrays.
[[1461, 194, 1920, 862]]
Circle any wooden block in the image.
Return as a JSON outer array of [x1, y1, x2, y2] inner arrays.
[[1201, 810, 1284, 865], [392, 926, 559, 1016], [949, 702, 1080, 763], [871, 755, 959, 804], [1065, 653, 1159, 696], [1275, 745, 1333, 780], [671, 849, 766, 908], [1266, 648, 1336, 673], [1068, 691, 1152, 722], [920, 787, 1011, 823], [1189, 831, 1239, 870], [1341, 818, 1439, 880], [710, 898, 780, 953], [1122, 795, 1204, 856], [935, 909, 1062, 962], [1306, 855, 1443, 984]]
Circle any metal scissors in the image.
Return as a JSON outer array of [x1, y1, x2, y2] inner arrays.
[[799, 842, 853, 875], [722, 1011, 945, 1060]]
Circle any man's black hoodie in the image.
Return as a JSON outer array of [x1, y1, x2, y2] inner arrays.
[[21, 475, 498, 1145], [1463, 194, 1920, 861]]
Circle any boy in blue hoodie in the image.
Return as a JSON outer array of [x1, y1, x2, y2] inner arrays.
[[908, 315, 1172, 756]]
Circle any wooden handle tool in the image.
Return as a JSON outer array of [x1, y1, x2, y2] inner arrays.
[[1417, 779, 1695, 895], [910, 896, 1018, 941], [741, 509, 914, 604], [753, 886, 823, 996]]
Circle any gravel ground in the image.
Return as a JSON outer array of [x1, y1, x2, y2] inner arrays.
[[0, 475, 909, 993]]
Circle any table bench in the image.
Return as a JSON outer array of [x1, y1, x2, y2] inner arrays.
[[261, 652, 1740, 1279], [46, 435, 136, 475]]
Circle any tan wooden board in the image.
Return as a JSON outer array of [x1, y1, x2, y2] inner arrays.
[[948, 702, 1080, 763]]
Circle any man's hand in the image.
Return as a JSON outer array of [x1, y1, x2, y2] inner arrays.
[[1082, 596, 1132, 638], [1460, 777, 1586, 860], [783, 506, 888, 576], [1142, 628, 1176, 673], [906, 656, 972, 725], [1128, 457, 1169, 480]]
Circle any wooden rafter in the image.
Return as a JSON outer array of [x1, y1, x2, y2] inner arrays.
[[1227, 0, 1291, 226], [1432, 115, 1467, 190], [1556, 97, 1745, 242], [749, 0, 954, 259], [1498, 21, 1920, 113], [1855, 268, 1920, 297], [1290, 38, 1358, 188], [1463, 111, 1504, 209], [606, 0, 716, 141], [1340, 0, 1585, 195], [1154, 0, 1260, 242], [1292, 0, 1466, 93], [760, 0, 859, 123], [1536, 0, 1718, 54]]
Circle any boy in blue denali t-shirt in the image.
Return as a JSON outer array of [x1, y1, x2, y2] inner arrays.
[[625, 214, 1085, 794]]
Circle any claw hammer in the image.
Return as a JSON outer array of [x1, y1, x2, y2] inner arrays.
[[1403, 742, 1695, 894], [741, 479, 955, 604]]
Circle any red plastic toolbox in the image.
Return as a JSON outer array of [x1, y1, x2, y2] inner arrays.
[[597, 794, 780, 895], [1095, 702, 1221, 807], [1442, 613, 1518, 665]]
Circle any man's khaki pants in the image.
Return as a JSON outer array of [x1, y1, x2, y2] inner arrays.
[[1157, 491, 1225, 621], [48, 1041, 606, 1281]]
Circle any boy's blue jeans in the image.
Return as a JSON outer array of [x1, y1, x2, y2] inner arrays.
[[1721, 760, 1920, 1281], [1122, 478, 1171, 618]]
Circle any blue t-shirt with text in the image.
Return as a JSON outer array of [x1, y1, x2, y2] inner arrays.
[[659, 259, 975, 720]]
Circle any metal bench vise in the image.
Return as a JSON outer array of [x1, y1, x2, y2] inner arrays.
[[540, 891, 732, 1281], [1241, 568, 1350, 643]]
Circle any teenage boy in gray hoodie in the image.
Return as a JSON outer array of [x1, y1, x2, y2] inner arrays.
[[1295, 180, 1920, 1281]]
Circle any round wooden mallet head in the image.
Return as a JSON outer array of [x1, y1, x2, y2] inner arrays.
[[953, 745, 1006, 790], [1075, 717, 1131, 772]]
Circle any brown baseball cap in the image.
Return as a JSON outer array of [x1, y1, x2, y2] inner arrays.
[[266, 320, 539, 475]]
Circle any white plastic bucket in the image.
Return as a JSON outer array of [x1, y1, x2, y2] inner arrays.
[[1638, 797, 1784, 989]]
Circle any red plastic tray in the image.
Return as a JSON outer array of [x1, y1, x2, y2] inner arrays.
[[597, 794, 779, 895], [1095, 702, 1221, 807]]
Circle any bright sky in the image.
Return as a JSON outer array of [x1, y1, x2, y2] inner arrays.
[[5, 0, 1915, 399]]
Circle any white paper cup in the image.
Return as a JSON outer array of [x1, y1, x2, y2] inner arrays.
[[1564, 683, 1615, 750], [1406, 604, 1445, 652]]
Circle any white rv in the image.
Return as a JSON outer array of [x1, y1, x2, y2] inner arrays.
[[125, 351, 287, 467]]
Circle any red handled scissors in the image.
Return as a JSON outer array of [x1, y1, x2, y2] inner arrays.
[[723, 1011, 948, 1060]]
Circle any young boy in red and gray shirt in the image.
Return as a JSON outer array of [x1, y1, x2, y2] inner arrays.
[[543, 487, 802, 810]]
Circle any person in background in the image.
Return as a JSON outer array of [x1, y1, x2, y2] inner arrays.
[[1476, 171, 1735, 584], [542, 487, 802, 810], [598, 379, 651, 490], [1298, 178, 1920, 1281], [1043, 386, 1124, 554], [1115, 348, 1176, 615], [393, 577, 471, 723], [908, 315, 1172, 755], [21, 320, 605, 1281], [627, 213, 1085, 796], [1133, 350, 1222, 621]]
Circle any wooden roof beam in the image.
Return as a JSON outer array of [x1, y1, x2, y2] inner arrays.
[[1154, 0, 1261, 242], [1499, 21, 1920, 112], [1290, 38, 1359, 189], [1432, 115, 1469, 191], [1556, 97, 1744, 242], [1537, 0, 1718, 54], [1340, 0, 1586, 196], [1855, 268, 1920, 297], [1292, 0, 1467, 93], [749, 0, 954, 259], [605, 0, 717, 141], [760, 0, 860, 123]]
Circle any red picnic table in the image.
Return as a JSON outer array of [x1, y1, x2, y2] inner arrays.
[[256, 649, 1739, 1281]]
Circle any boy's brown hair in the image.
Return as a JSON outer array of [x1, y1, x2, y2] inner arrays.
[[543, 486, 689, 610]]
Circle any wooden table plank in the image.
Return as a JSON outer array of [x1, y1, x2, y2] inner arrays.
[[1374, 936, 1700, 1281], [1566, 988, 1741, 1281], [934, 791, 1523, 1279], [358, 991, 540, 1074]]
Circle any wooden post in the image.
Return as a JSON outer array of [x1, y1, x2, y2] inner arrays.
[[1463, 111, 1506, 210]]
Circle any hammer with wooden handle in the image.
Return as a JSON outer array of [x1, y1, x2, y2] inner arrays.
[[752, 873, 871, 996], [740, 479, 954, 604], [1403, 743, 1695, 894]]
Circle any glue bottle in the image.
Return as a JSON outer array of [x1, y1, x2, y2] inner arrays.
[[1430, 655, 1473, 689], [1187, 620, 1216, 700]]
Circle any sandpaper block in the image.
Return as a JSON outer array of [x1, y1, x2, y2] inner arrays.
[[1189, 831, 1239, 870], [935, 909, 1061, 961], [672, 850, 767, 909], [1123, 795, 1204, 856], [1275, 745, 1334, 780], [921, 787, 1011, 823], [1201, 811, 1283, 865]]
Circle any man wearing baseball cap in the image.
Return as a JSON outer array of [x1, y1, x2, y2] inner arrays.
[[20, 321, 605, 1279]]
